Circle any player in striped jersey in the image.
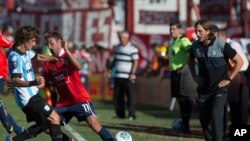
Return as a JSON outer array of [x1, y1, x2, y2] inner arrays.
[[6, 26, 65, 141]]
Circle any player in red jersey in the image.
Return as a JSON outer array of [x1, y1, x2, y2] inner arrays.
[[43, 31, 114, 141]]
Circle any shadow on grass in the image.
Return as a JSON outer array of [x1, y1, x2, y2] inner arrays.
[[77, 121, 203, 139], [75, 118, 204, 139], [76, 100, 204, 139], [95, 100, 200, 120], [103, 123, 204, 139], [94, 100, 171, 117]]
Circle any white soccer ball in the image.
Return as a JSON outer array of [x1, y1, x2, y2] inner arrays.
[[115, 131, 132, 141]]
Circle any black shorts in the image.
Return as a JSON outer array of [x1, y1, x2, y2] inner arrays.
[[22, 94, 53, 124], [55, 101, 96, 125]]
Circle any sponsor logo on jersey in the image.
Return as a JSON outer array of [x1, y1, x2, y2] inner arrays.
[[53, 69, 70, 86]]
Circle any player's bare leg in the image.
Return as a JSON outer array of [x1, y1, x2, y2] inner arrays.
[[86, 115, 114, 141]]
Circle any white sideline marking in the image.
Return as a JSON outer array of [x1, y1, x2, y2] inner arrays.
[[64, 124, 88, 141], [169, 97, 176, 111]]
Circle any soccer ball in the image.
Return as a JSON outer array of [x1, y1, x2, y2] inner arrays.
[[115, 131, 132, 141]]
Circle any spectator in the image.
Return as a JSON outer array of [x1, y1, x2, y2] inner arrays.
[[76, 45, 92, 92], [245, 43, 250, 108], [210, 24, 219, 37], [109, 31, 138, 120], [218, 29, 249, 126], [149, 41, 169, 78]]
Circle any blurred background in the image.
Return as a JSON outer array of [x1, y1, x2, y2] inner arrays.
[[1, 0, 250, 108]]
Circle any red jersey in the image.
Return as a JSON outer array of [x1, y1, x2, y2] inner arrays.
[[43, 51, 91, 107], [0, 50, 8, 81], [0, 34, 13, 81]]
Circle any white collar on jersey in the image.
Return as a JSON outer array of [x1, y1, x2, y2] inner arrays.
[[58, 48, 65, 57]]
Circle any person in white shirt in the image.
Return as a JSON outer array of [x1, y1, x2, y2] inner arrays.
[[218, 29, 249, 127], [110, 31, 138, 120]]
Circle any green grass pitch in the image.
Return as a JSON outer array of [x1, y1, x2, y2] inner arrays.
[[0, 94, 204, 141]]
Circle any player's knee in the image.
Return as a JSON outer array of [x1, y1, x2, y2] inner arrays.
[[53, 113, 60, 124], [49, 110, 61, 124]]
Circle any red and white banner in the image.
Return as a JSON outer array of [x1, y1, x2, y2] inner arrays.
[[9, 8, 113, 48], [126, 0, 177, 71], [18, 0, 89, 10], [133, 0, 178, 34], [139, 10, 178, 25]]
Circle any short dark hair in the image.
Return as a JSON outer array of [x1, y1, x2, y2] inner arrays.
[[44, 31, 63, 42], [170, 19, 181, 28], [14, 26, 40, 46], [211, 24, 219, 32], [218, 29, 227, 37]]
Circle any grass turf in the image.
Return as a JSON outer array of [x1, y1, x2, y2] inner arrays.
[[0, 94, 204, 141]]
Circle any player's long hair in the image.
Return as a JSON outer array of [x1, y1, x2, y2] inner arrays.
[[194, 19, 215, 40], [14, 26, 40, 47]]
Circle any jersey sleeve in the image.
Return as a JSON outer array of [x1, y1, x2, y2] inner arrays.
[[27, 50, 37, 60], [8, 54, 23, 78], [223, 43, 237, 59], [131, 46, 139, 60], [181, 37, 192, 51], [0, 35, 13, 48], [230, 41, 249, 71]]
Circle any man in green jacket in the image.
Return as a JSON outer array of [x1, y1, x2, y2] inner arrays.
[[168, 20, 197, 134]]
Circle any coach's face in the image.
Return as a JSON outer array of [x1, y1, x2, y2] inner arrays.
[[46, 37, 61, 57], [195, 24, 210, 43]]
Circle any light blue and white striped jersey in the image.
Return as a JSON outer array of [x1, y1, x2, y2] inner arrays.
[[114, 42, 139, 79], [8, 48, 38, 108]]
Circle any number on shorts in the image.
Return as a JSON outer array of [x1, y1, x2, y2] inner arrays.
[[82, 103, 90, 112]]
